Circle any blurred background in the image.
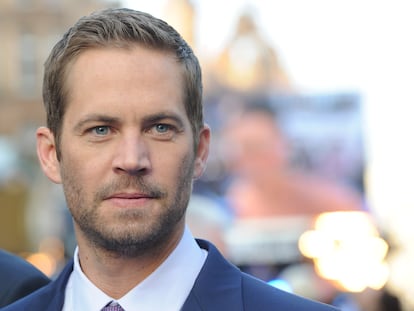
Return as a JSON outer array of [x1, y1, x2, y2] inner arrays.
[[1, 0, 414, 310]]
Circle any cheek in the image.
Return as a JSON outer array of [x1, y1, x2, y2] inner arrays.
[[60, 149, 103, 192], [156, 154, 187, 178], [156, 149, 195, 181]]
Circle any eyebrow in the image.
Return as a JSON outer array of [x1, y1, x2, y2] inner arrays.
[[141, 112, 185, 128]]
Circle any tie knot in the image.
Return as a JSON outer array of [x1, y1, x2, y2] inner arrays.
[[101, 301, 125, 311]]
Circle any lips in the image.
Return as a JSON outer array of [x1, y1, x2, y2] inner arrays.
[[104, 192, 155, 208], [109, 192, 152, 199]]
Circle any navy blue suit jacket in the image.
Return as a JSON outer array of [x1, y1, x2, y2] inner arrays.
[[1, 240, 338, 310], [0, 249, 50, 307]]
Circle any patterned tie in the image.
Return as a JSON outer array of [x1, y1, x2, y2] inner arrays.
[[101, 302, 125, 311]]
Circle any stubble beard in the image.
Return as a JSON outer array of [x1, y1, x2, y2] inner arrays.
[[60, 158, 194, 258]]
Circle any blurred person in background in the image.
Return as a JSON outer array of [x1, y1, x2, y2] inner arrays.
[[221, 100, 363, 219], [0, 249, 50, 307], [3, 8, 338, 311]]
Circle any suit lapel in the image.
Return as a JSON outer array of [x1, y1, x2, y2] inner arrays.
[[44, 260, 74, 310], [181, 240, 244, 311]]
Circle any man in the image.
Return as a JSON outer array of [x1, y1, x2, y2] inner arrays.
[[3, 8, 339, 310], [0, 249, 50, 307]]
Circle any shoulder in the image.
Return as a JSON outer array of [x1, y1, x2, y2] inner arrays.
[[241, 272, 338, 310], [0, 249, 46, 278], [0, 249, 50, 307], [1, 284, 54, 310], [1, 260, 74, 311]]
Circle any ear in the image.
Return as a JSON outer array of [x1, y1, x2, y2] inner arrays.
[[193, 124, 211, 179], [36, 126, 62, 184]]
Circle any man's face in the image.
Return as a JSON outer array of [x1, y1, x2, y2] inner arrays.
[[38, 46, 209, 256]]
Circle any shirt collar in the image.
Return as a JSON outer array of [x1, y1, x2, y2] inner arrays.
[[66, 226, 207, 311]]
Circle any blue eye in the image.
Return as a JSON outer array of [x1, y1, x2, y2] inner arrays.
[[93, 126, 110, 135], [155, 124, 170, 133]]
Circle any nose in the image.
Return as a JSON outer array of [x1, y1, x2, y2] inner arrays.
[[112, 133, 152, 175]]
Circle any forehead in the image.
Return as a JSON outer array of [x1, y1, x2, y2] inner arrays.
[[63, 46, 186, 121]]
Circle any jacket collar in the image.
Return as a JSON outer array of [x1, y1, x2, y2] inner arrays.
[[47, 260, 73, 311], [181, 239, 243, 311]]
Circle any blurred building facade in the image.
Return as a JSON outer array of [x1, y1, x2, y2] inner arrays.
[[211, 11, 291, 93], [160, 0, 292, 95]]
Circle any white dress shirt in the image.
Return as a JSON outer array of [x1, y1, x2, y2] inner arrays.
[[62, 227, 207, 311]]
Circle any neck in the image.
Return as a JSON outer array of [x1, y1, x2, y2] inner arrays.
[[75, 226, 185, 299]]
